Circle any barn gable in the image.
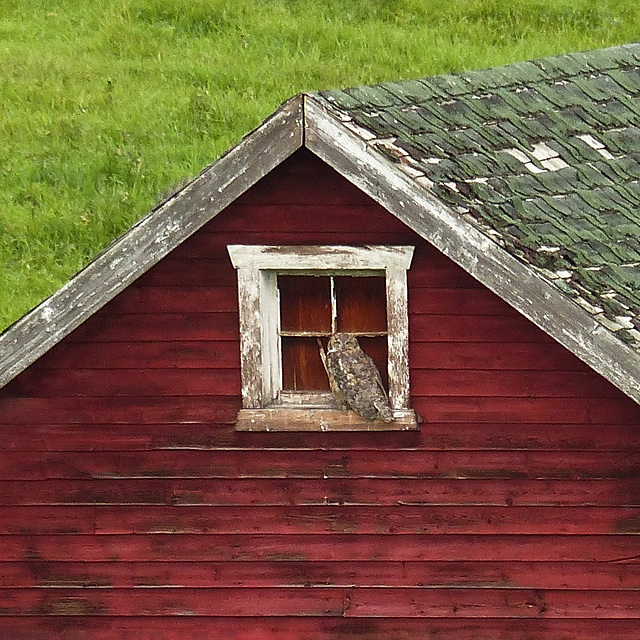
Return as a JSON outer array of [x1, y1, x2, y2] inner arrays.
[[1, 43, 640, 639], [2, 44, 640, 404], [2, 148, 640, 639]]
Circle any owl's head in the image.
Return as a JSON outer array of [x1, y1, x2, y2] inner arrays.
[[327, 332, 360, 352]]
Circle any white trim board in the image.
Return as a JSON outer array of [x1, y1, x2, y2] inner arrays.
[[227, 244, 414, 411]]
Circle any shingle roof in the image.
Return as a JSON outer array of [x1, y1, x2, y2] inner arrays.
[[318, 43, 640, 351]]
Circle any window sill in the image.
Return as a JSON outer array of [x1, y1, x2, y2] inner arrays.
[[235, 408, 418, 432]]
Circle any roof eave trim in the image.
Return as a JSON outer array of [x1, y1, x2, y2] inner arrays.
[[304, 94, 640, 405], [0, 95, 304, 389]]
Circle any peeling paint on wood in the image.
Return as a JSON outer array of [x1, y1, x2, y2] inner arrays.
[[235, 408, 418, 431]]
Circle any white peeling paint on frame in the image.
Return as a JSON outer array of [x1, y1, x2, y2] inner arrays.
[[386, 266, 410, 410]]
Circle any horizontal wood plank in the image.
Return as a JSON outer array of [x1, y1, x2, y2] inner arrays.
[[408, 288, 521, 316], [2, 450, 638, 480], [0, 477, 637, 507], [2, 422, 639, 453], [0, 397, 239, 424], [407, 251, 484, 289], [64, 313, 240, 343], [2, 533, 638, 562], [231, 174, 377, 208], [88, 505, 640, 535], [102, 287, 238, 315], [31, 341, 240, 371], [130, 258, 237, 288], [0, 587, 345, 617], [409, 341, 591, 371], [1, 616, 638, 640], [411, 396, 640, 423], [6, 369, 241, 398], [0, 586, 639, 618], [210, 204, 413, 233], [235, 408, 417, 432], [408, 315, 563, 343], [411, 370, 620, 398], [4, 560, 640, 590], [416, 422, 640, 452], [1, 505, 637, 535], [344, 588, 640, 618]]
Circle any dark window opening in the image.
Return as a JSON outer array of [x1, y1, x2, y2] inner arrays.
[[278, 275, 388, 392]]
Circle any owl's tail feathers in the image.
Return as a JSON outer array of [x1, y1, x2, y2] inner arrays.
[[375, 400, 395, 423]]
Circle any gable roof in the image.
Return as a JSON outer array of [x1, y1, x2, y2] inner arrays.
[[2, 43, 640, 404]]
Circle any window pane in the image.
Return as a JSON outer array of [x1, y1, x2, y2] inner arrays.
[[281, 337, 330, 391], [279, 276, 332, 333], [335, 276, 387, 333], [358, 337, 389, 391]]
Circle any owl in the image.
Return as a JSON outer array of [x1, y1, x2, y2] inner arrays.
[[322, 333, 394, 422]]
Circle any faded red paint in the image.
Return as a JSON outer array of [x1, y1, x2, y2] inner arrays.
[[1, 150, 639, 638]]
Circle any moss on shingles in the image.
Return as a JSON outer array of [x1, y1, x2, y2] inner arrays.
[[319, 43, 640, 349]]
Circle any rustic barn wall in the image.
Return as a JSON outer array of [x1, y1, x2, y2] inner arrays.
[[1, 149, 639, 639]]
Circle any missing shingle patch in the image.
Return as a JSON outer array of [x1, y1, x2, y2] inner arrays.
[[504, 148, 530, 163], [541, 157, 570, 171], [577, 134, 616, 160], [531, 142, 559, 161], [466, 177, 489, 184], [504, 142, 569, 173], [525, 162, 545, 174]]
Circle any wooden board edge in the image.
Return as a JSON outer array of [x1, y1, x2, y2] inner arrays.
[[235, 408, 418, 432], [0, 96, 304, 390], [303, 94, 640, 407]]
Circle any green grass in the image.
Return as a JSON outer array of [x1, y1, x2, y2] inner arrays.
[[1, 0, 638, 331]]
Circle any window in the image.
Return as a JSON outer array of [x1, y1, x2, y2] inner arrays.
[[279, 273, 388, 395], [227, 245, 416, 431]]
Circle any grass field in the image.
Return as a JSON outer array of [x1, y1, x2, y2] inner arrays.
[[1, 0, 639, 331]]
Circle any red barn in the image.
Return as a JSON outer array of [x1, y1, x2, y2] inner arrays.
[[2, 44, 640, 639]]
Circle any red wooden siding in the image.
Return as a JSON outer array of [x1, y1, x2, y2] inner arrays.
[[0, 149, 639, 639]]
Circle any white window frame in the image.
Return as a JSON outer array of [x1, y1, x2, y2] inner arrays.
[[227, 245, 416, 431]]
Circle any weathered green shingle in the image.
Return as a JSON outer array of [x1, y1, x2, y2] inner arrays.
[[318, 42, 640, 349]]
